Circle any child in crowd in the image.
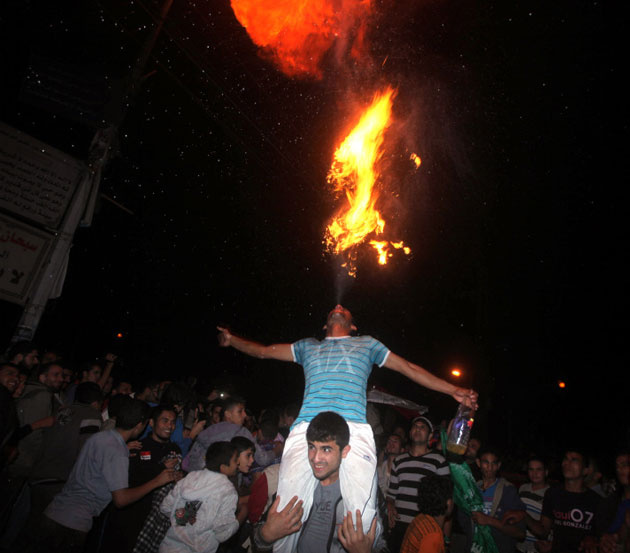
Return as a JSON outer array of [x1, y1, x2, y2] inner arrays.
[[159, 442, 239, 553]]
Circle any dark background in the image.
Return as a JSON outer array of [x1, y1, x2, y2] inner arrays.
[[0, 1, 622, 455]]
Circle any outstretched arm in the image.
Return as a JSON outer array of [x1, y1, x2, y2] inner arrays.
[[383, 352, 478, 408], [217, 327, 294, 362]]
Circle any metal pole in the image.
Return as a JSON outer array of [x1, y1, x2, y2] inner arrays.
[[12, 0, 174, 342]]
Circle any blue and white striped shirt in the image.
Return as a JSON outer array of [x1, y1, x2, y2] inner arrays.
[[292, 335, 390, 425]]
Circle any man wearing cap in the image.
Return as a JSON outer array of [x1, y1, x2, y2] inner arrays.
[[386, 415, 450, 552]]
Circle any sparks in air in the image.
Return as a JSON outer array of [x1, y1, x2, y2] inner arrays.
[[324, 87, 411, 276]]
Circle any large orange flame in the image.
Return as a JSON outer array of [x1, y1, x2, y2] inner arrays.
[[230, 0, 372, 78], [325, 87, 411, 276]]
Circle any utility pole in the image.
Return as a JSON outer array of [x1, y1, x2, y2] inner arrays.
[[12, 0, 174, 342]]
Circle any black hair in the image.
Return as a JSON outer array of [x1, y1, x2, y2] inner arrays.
[[161, 382, 194, 407], [115, 397, 150, 430], [259, 409, 280, 440], [231, 436, 255, 454], [221, 395, 246, 419], [416, 475, 453, 517], [526, 456, 548, 469], [563, 448, 591, 468], [75, 382, 102, 405], [205, 441, 237, 472], [108, 394, 128, 419], [306, 411, 350, 450], [80, 360, 105, 376], [138, 377, 160, 393], [150, 404, 178, 421], [282, 403, 300, 421], [478, 446, 503, 463], [112, 378, 133, 393], [37, 361, 63, 378]]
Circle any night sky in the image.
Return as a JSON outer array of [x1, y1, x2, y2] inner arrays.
[[0, 1, 621, 453]]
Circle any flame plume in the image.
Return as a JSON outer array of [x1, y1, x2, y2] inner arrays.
[[324, 87, 410, 276], [230, 0, 372, 79]]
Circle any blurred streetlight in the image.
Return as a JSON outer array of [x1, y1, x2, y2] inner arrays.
[[451, 367, 462, 378], [558, 380, 566, 389]]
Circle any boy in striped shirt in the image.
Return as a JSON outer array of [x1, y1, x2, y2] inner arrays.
[[517, 457, 550, 552]]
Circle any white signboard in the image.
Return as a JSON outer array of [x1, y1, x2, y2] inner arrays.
[[0, 122, 85, 229], [0, 214, 52, 305]]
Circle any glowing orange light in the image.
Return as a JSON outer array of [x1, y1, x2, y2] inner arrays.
[[558, 381, 566, 389], [451, 368, 462, 377], [324, 87, 410, 276], [410, 153, 421, 169], [116, 332, 123, 339], [230, 0, 372, 79]]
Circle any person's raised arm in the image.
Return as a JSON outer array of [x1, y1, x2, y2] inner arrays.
[[217, 327, 294, 362], [98, 352, 116, 390], [383, 352, 478, 408]]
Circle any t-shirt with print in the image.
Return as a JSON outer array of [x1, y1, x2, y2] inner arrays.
[[297, 479, 343, 553], [541, 486, 602, 553], [291, 335, 390, 426]]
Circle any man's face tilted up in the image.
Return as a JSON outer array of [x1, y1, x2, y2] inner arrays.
[[562, 451, 587, 482], [324, 305, 356, 336], [308, 438, 350, 486]]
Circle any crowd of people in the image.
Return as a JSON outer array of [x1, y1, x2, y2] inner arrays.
[[0, 306, 629, 553]]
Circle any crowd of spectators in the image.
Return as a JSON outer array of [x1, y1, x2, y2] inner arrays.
[[1, 340, 629, 553]]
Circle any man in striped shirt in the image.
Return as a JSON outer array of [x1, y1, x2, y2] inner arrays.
[[386, 416, 450, 551], [217, 305, 477, 552]]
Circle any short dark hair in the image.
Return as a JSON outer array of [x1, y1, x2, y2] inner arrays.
[[115, 397, 150, 430], [563, 448, 591, 467], [108, 393, 128, 419], [0, 362, 20, 373], [37, 362, 62, 378], [113, 379, 133, 392], [283, 403, 300, 421], [416, 475, 453, 517], [221, 396, 246, 419], [306, 412, 350, 450], [259, 409, 280, 439], [527, 456, 547, 469], [138, 377, 160, 393], [150, 404, 178, 421], [231, 436, 255, 454], [80, 360, 105, 376], [161, 382, 194, 407], [478, 446, 503, 462], [75, 382, 102, 405], [205, 441, 237, 472]]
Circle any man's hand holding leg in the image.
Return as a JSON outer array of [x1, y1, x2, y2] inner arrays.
[[338, 510, 377, 553], [260, 495, 304, 544]]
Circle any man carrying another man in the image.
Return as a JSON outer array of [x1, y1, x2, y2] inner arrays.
[[252, 411, 382, 553], [218, 304, 478, 552]]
